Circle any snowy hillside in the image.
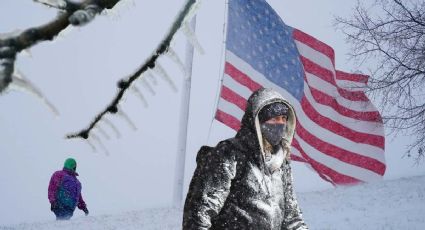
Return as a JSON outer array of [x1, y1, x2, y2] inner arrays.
[[4, 174, 424, 230]]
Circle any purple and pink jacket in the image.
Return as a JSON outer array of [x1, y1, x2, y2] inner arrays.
[[48, 169, 86, 210]]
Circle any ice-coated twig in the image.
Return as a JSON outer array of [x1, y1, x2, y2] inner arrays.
[[69, 5, 102, 26], [10, 70, 59, 116], [34, 0, 67, 10], [0, 30, 22, 40], [153, 63, 178, 92], [0, 0, 122, 94], [130, 85, 148, 107], [102, 117, 121, 139], [182, 0, 201, 24], [140, 77, 156, 96], [95, 125, 111, 140], [181, 22, 204, 55], [66, 0, 198, 140], [166, 47, 187, 77], [117, 106, 137, 131], [0, 47, 15, 93], [91, 133, 110, 156]]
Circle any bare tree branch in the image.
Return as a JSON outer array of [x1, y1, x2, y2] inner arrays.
[[335, 0, 425, 161], [65, 0, 198, 139], [0, 0, 121, 93]]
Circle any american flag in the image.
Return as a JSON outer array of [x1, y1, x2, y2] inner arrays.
[[215, 0, 386, 185]]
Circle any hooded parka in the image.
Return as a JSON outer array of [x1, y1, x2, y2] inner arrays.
[[183, 88, 308, 230]]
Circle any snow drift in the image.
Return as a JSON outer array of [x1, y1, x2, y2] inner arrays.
[[4, 174, 425, 230]]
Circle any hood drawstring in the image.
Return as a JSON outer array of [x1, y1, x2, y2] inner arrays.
[[254, 115, 272, 198]]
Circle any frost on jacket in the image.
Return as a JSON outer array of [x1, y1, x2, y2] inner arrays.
[[183, 88, 308, 230]]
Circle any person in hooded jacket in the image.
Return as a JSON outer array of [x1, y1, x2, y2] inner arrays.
[[48, 158, 89, 220], [183, 88, 308, 230]]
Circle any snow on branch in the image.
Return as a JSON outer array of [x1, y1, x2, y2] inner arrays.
[[0, 0, 121, 93], [66, 0, 199, 140]]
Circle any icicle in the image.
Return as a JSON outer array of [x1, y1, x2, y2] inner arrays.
[[153, 63, 178, 92], [146, 70, 158, 86], [117, 106, 137, 131], [95, 125, 110, 140], [182, 0, 202, 25], [182, 22, 204, 55], [166, 47, 187, 77], [9, 70, 59, 116], [130, 85, 148, 107], [140, 77, 156, 96], [86, 138, 97, 153], [102, 118, 121, 139], [91, 133, 110, 156], [34, 0, 67, 10]]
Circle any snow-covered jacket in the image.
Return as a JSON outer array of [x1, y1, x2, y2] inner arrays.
[[48, 168, 86, 210], [183, 88, 308, 230]]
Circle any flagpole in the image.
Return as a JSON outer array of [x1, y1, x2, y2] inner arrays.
[[206, 0, 230, 143], [173, 16, 196, 207]]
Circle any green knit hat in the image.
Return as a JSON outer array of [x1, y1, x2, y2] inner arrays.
[[64, 158, 77, 171]]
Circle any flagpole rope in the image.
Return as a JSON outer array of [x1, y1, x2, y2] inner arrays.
[[206, 0, 230, 143]]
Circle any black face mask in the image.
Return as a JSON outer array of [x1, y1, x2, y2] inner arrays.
[[260, 123, 286, 146]]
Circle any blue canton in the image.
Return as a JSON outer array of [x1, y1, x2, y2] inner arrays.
[[227, 0, 304, 100]]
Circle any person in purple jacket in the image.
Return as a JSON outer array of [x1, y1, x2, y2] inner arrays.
[[48, 158, 89, 220]]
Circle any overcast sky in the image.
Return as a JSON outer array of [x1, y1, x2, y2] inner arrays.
[[1, 0, 424, 226]]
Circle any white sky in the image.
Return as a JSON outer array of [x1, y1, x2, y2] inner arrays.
[[1, 0, 424, 226]]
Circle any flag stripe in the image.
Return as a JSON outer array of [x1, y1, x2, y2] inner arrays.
[[335, 79, 367, 91], [301, 57, 369, 102], [290, 154, 308, 163], [336, 70, 368, 83], [301, 97, 385, 148], [296, 123, 386, 175], [292, 139, 361, 184], [293, 29, 335, 66], [308, 87, 382, 122], [217, 97, 244, 121], [225, 62, 262, 92], [305, 72, 377, 112], [293, 100, 385, 164], [223, 73, 253, 99], [303, 83, 384, 135], [294, 134, 383, 181], [216, 109, 241, 131], [221, 85, 247, 111]]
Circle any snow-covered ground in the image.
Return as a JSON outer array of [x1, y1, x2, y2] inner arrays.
[[4, 174, 424, 230]]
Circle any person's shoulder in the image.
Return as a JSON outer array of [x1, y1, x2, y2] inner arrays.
[[52, 170, 64, 175], [195, 138, 237, 163], [50, 170, 66, 180], [215, 138, 237, 151]]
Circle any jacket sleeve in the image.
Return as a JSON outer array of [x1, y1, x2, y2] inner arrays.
[[48, 171, 62, 204], [77, 193, 87, 210], [183, 142, 237, 230], [281, 161, 308, 230]]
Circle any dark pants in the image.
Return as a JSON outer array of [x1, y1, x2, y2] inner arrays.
[[52, 205, 75, 220]]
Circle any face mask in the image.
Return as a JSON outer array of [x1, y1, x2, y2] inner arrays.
[[260, 123, 286, 146]]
